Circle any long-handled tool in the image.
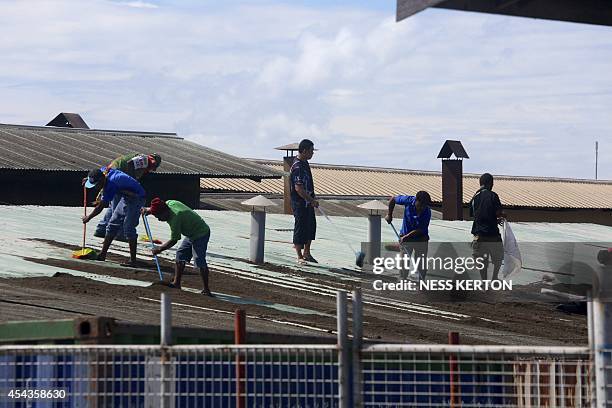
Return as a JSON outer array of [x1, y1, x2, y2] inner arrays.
[[72, 186, 97, 260], [388, 221, 401, 241], [318, 206, 366, 267], [386, 220, 422, 280], [142, 214, 163, 281]]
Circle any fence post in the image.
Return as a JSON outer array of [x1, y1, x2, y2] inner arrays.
[[592, 298, 611, 408], [337, 290, 349, 408], [592, 255, 612, 408], [352, 289, 363, 408], [449, 332, 460, 407], [161, 293, 172, 346], [235, 309, 246, 408], [160, 292, 172, 408]]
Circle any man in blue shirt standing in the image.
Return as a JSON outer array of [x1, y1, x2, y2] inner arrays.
[[385, 191, 432, 280], [82, 167, 146, 267], [290, 139, 319, 265]]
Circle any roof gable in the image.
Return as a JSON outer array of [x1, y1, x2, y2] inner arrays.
[[46, 113, 89, 129]]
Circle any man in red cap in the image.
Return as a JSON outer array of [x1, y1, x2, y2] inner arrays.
[[143, 198, 213, 296]]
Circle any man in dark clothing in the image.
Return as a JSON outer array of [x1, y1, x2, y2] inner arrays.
[[470, 173, 505, 280], [385, 191, 432, 280], [290, 139, 319, 265]]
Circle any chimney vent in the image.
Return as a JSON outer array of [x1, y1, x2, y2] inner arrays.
[[437, 140, 468, 220], [46, 112, 90, 129], [275, 143, 300, 215]]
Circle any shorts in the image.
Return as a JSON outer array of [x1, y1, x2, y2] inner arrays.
[[471, 234, 504, 265], [106, 195, 144, 240], [176, 233, 210, 269], [293, 205, 316, 245]]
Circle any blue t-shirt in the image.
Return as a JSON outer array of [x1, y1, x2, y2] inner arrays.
[[395, 195, 431, 238], [100, 168, 146, 202], [289, 158, 315, 209]]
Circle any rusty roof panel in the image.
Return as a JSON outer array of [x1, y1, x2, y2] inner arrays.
[[0, 124, 283, 179]]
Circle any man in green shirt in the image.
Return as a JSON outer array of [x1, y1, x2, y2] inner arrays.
[[94, 153, 162, 240], [110, 153, 162, 180], [144, 197, 213, 296]]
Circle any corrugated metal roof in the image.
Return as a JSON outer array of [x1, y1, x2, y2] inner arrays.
[[0, 124, 283, 179], [201, 160, 612, 210], [200, 195, 444, 218]]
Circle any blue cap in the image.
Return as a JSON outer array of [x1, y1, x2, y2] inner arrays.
[[85, 168, 103, 189]]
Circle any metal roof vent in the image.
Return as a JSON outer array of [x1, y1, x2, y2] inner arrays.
[[437, 140, 469, 159], [438, 140, 469, 220], [46, 113, 90, 129]]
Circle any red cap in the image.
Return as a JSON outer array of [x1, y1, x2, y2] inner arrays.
[[150, 197, 168, 216]]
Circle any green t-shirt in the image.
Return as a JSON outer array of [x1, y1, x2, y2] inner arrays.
[[109, 153, 149, 179], [166, 200, 210, 241]]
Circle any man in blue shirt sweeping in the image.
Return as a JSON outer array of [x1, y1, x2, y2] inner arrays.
[[82, 167, 146, 267], [385, 191, 432, 280]]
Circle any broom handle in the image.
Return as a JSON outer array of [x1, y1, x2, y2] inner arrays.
[[142, 214, 163, 281], [317, 206, 356, 253], [82, 186, 87, 250], [389, 222, 401, 240]]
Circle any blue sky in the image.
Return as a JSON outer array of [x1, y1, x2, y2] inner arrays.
[[0, 0, 611, 179]]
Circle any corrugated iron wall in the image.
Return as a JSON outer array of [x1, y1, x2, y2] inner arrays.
[[0, 170, 201, 209]]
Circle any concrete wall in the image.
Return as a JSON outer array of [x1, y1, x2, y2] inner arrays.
[[0, 170, 202, 209]]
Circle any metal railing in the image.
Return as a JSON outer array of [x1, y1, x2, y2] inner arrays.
[[0, 290, 607, 407], [0, 344, 598, 408], [361, 345, 593, 408], [0, 344, 339, 408]]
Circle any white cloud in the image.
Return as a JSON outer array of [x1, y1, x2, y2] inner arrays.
[[122, 1, 158, 8], [256, 113, 324, 143], [0, 1, 611, 179]]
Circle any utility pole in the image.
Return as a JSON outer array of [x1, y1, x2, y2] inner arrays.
[[596, 141, 599, 180]]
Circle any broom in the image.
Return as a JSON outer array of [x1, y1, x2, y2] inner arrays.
[[72, 186, 98, 260]]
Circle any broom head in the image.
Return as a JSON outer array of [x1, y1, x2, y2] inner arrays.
[[140, 235, 162, 245], [72, 248, 97, 260]]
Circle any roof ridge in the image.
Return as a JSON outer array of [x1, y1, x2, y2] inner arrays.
[[0, 123, 180, 139]]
